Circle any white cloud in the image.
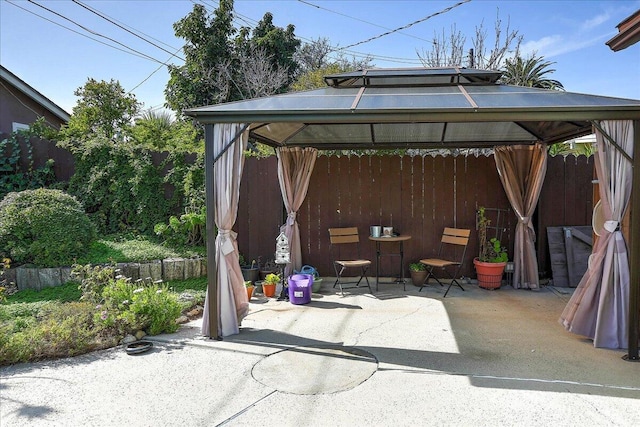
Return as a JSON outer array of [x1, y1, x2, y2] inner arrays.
[[581, 12, 610, 31], [520, 30, 614, 59], [520, 35, 564, 57]]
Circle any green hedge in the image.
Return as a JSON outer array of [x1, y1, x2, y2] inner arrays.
[[0, 189, 96, 267]]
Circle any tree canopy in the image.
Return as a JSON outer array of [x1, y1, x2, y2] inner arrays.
[[165, 0, 301, 115], [60, 78, 140, 144]]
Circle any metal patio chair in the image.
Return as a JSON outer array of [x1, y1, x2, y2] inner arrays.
[[419, 227, 471, 297], [328, 227, 372, 296]]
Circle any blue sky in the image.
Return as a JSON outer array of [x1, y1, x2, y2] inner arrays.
[[1, 0, 639, 115]]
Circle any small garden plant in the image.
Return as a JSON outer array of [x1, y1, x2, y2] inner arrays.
[[477, 207, 508, 263], [409, 262, 426, 271], [264, 273, 280, 285]]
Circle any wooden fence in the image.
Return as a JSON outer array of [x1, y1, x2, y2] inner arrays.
[[235, 154, 594, 280]]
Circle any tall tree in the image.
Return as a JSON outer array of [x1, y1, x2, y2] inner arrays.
[[242, 12, 300, 87], [292, 38, 373, 91], [165, 1, 301, 115], [165, 1, 236, 113], [500, 55, 564, 90], [418, 11, 522, 70], [59, 78, 140, 145]]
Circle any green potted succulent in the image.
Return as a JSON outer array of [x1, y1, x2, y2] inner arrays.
[[473, 207, 508, 289], [409, 262, 428, 286]]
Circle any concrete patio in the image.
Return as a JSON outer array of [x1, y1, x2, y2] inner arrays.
[[2, 279, 639, 426]]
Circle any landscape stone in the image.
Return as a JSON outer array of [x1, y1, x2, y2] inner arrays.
[[162, 258, 185, 281], [38, 268, 62, 288], [139, 261, 162, 282], [16, 266, 40, 291]]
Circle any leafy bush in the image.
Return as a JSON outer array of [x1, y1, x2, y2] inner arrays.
[[72, 264, 116, 304], [154, 209, 206, 246], [74, 264, 182, 337], [0, 189, 96, 267], [0, 118, 57, 200], [95, 278, 182, 336], [65, 138, 170, 234]]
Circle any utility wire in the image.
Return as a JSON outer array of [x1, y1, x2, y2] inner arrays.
[[71, 0, 185, 62], [337, 0, 471, 51], [6, 0, 155, 62], [128, 47, 183, 93], [297, 0, 434, 44], [195, 0, 423, 65], [25, 0, 167, 65]]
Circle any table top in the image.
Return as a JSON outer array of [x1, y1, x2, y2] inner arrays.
[[368, 234, 412, 242]]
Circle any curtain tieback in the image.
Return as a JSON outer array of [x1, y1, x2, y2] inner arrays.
[[218, 229, 238, 255], [286, 212, 297, 226], [604, 220, 620, 233]]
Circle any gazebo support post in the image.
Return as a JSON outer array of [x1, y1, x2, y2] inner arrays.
[[205, 124, 221, 340], [626, 120, 640, 361]]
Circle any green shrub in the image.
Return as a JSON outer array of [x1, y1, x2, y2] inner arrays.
[[0, 118, 57, 200], [73, 264, 116, 304], [0, 189, 97, 267], [154, 209, 206, 246], [95, 277, 182, 336], [0, 301, 111, 365], [66, 139, 171, 234]]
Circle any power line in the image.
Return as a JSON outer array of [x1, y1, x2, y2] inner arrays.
[[337, 0, 471, 51], [194, 0, 423, 65], [296, 0, 434, 44], [129, 47, 183, 94], [71, 0, 185, 62], [5, 0, 156, 62], [25, 0, 168, 65]]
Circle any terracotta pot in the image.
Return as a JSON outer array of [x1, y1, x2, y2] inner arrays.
[[473, 258, 507, 290], [262, 282, 277, 297], [246, 286, 254, 300], [410, 270, 428, 286]]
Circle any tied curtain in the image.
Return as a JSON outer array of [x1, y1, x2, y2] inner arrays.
[[560, 120, 633, 349], [202, 123, 249, 338], [277, 147, 318, 276], [494, 143, 548, 290]]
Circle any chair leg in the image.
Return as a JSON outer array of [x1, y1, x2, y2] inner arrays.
[[442, 268, 464, 298], [333, 265, 372, 296], [419, 267, 440, 292]]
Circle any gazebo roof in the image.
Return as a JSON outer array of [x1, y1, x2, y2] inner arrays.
[[185, 67, 640, 150]]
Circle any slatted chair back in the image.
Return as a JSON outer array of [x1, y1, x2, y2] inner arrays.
[[420, 227, 471, 297], [328, 227, 372, 295], [440, 227, 471, 253]]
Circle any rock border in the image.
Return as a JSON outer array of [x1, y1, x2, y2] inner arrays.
[[10, 257, 207, 291]]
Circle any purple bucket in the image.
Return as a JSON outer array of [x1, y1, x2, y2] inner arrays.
[[287, 274, 313, 305]]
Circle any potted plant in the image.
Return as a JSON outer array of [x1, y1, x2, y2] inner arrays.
[[473, 207, 508, 290], [245, 280, 255, 300], [240, 256, 259, 284], [262, 273, 280, 298], [409, 262, 428, 286]]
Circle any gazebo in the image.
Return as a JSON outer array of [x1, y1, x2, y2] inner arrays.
[[185, 67, 640, 360]]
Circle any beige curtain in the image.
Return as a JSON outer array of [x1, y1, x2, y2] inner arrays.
[[202, 123, 249, 338], [494, 143, 547, 290], [276, 147, 318, 276], [560, 120, 633, 349]]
